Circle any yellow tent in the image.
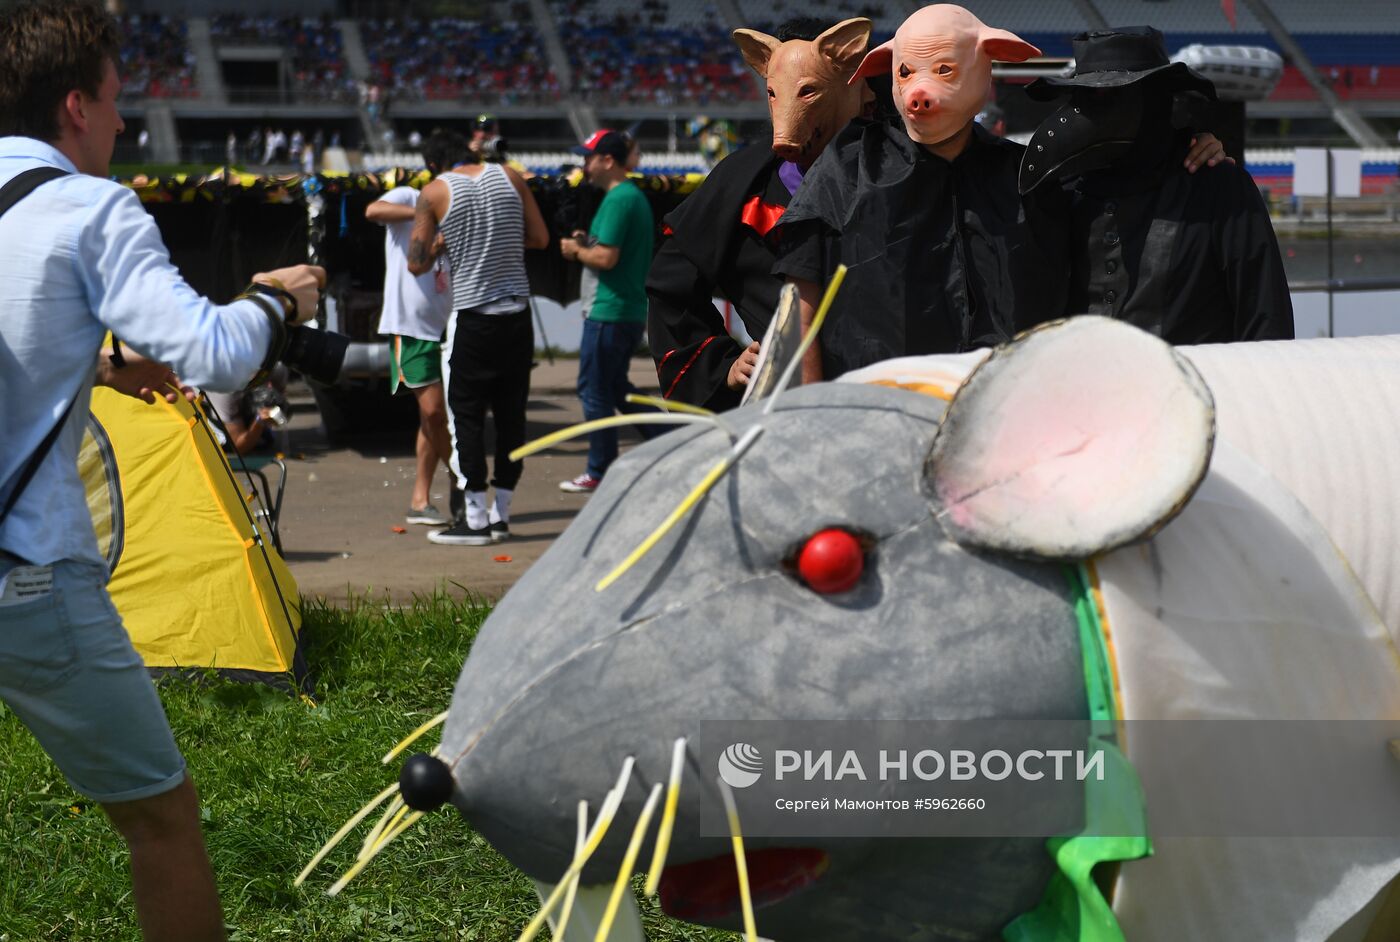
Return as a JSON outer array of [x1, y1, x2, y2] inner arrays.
[[80, 387, 305, 689]]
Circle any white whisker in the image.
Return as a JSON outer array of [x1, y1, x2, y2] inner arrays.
[[326, 809, 425, 897], [718, 778, 760, 942], [553, 800, 590, 941], [516, 756, 636, 942], [644, 737, 687, 897], [294, 781, 399, 887], [594, 783, 664, 941]]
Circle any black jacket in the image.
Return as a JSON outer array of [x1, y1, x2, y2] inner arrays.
[[646, 138, 792, 410], [1058, 133, 1294, 343], [772, 121, 1067, 379]]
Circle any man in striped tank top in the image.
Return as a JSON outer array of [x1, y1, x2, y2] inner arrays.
[[407, 131, 549, 546]]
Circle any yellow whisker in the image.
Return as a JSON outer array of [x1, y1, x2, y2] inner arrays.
[[510, 414, 713, 462], [294, 780, 399, 887], [596, 424, 764, 592], [644, 738, 688, 897], [326, 810, 425, 897], [366, 803, 412, 858], [381, 710, 449, 765], [763, 263, 848, 414], [359, 795, 405, 858], [624, 394, 714, 417], [553, 801, 590, 941], [517, 757, 636, 942], [718, 779, 759, 942], [594, 783, 664, 941]]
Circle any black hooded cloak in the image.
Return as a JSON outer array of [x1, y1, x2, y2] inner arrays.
[[646, 137, 793, 410], [1053, 128, 1294, 344]]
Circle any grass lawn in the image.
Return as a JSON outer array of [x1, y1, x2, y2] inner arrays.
[[0, 595, 734, 941]]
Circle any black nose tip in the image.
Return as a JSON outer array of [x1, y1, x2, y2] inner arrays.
[[399, 753, 454, 811]]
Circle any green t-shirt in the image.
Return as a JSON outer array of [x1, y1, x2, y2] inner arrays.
[[587, 180, 654, 324]]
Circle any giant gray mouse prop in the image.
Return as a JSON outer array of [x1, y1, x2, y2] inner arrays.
[[302, 315, 1400, 942]]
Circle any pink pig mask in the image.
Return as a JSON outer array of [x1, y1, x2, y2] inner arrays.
[[733, 18, 874, 169], [851, 4, 1040, 150]]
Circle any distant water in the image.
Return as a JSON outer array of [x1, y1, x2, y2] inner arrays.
[[1279, 234, 1400, 338]]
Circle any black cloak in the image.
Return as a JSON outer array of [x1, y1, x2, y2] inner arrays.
[[1055, 129, 1294, 343], [646, 137, 793, 410], [772, 121, 1066, 380]]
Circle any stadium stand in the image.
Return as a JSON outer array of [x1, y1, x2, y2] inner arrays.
[[362, 7, 559, 103], [732, 0, 905, 36], [117, 12, 197, 99], [210, 13, 355, 102], [551, 0, 759, 104]]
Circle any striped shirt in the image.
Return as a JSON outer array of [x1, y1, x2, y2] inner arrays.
[[439, 164, 530, 313]]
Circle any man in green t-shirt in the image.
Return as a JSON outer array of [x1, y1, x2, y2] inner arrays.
[[558, 130, 659, 493]]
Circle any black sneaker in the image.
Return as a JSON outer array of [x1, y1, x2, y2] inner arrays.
[[490, 520, 510, 543], [427, 520, 493, 546]]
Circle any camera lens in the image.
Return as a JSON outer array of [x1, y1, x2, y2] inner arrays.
[[281, 325, 350, 386]]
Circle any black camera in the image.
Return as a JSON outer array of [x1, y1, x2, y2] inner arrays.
[[282, 322, 349, 387], [245, 286, 350, 387]]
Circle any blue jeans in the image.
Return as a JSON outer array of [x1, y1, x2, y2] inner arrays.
[[577, 319, 660, 479], [0, 558, 186, 802]]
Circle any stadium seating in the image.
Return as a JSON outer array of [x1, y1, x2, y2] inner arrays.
[[732, 0, 905, 35], [118, 13, 197, 99], [552, 0, 758, 104], [210, 14, 355, 101], [363, 12, 559, 103]]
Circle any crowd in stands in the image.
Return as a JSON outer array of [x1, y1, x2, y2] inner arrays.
[[552, 0, 756, 105], [109, 7, 1400, 113], [211, 14, 356, 102], [363, 7, 560, 104], [117, 13, 197, 99]]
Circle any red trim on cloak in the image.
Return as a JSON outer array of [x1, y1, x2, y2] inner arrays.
[[664, 336, 718, 399], [740, 195, 786, 237]]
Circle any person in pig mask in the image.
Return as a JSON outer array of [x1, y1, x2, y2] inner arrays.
[[646, 17, 878, 409], [1018, 27, 1294, 343], [775, 4, 1227, 381]]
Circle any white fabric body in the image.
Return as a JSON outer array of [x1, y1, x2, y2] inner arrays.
[[843, 336, 1400, 940], [373, 186, 452, 342]]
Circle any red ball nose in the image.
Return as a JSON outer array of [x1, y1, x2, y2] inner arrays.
[[797, 528, 865, 594]]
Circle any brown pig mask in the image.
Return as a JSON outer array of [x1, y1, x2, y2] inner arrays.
[[850, 4, 1039, 148], [733, 18, 873, 168]]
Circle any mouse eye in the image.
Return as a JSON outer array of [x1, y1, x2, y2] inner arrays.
[[795, 528, 866, 594]]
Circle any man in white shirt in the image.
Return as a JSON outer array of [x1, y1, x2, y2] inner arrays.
[[365, 130, 461, 525], [0, 4, 324, 939]]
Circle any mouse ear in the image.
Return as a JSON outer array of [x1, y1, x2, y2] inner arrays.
[[925, 317, 1215, 560], [740, 282, 803, 406]]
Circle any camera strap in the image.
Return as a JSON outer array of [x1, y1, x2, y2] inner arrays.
[[0, 167, 73, 529]]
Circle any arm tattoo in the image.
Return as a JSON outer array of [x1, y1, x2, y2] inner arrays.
[[408, 194, 438, 268]]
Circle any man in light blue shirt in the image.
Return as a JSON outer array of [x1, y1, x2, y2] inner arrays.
[[0, 4, 324, 939]]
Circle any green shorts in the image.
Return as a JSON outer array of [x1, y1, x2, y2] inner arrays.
[[390, 335, 443, 394]]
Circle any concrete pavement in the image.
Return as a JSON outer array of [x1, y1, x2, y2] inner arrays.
[[271, 356, 663, 604]]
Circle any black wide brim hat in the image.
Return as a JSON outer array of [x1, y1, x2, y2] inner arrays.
[[1026, 26, 1217, 101]]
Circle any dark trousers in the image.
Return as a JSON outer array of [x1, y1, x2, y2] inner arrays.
[[577, 318, 660, 479], [445, 308, 532, 492]]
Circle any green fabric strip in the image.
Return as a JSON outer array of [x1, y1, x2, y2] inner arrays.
[[1001, 565, 1152, 942]]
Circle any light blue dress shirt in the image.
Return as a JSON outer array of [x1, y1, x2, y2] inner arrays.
[[0, 137, 275, 566]]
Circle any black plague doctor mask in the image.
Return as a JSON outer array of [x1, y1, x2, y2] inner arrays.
[[1018, 27, 1217, 195]]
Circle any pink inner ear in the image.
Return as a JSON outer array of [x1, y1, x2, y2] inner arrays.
[[928, 318, 1215, 560], [980, 30, 1041, 63], [849, 41, 892, 85]]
